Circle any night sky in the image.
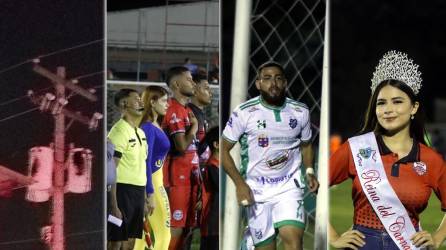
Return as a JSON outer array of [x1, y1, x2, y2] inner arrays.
[[331, 0, 446, 138], [0, 1, 104, 250]]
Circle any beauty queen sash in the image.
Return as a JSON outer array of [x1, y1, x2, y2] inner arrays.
[[349, 132, 419, 250]]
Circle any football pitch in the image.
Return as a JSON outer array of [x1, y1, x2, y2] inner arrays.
[[329, 179, 445, 249]]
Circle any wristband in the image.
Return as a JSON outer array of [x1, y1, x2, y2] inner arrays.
[[305, 167, 315, 175]]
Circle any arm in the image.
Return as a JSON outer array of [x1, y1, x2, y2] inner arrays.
[[109, 157, 122, 219], [301, 142, 319, 193], [433, 214, 446, 248], [221, 138, 254, 205]]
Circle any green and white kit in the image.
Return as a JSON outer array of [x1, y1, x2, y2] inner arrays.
[[223, 96, 311, 246]]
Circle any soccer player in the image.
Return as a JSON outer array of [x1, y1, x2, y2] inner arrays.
[[161, 66, 199, 250], [222, 61, 319, 250], [187, 74, 213, 249], [199, 126, 219, 250], [108, 89, 153, 250]]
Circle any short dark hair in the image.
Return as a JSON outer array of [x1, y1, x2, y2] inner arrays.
[[204, 126, 219, 152], [256, 61, 285, 79], [166, 66, 189, 86], [192, 73, 208, 84], [114, 88, 138, 107]]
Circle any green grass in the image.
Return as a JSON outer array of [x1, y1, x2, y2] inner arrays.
[[329, 180, 446, 249]]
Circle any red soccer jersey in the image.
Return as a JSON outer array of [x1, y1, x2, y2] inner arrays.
[[330, 135, 446, 229], [162, 98, 197, 154], [162, 98, 198, 187]]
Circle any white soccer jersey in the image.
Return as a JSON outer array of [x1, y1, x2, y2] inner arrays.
[[223, 96, 312, 202]]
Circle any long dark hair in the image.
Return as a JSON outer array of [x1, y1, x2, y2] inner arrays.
[[140, 86, 169, 126], [360, 79, 427, 145]]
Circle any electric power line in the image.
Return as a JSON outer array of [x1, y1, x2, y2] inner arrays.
[[0, 39, 103, 76], [0, 107, 39, 123]]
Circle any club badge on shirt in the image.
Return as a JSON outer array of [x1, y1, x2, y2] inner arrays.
[[258, 134, 269, 147], [413, 161, 427, 176], [289, 118, 297, 129]]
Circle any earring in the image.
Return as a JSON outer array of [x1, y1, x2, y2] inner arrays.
[[411, 114, 414, 120]]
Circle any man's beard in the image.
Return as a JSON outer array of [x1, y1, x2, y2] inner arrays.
[[259, 88, 286, 106]]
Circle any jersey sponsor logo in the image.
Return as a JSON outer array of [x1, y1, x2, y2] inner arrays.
[[266, 151, 289, 169], [294, 107, 302, 112], [173, 209, 183, 221], [254, 229, 263, 240], [270, 136, 295, 145], [258, 134, 269, 147], [248, 107, 259, 112], [257, 120, 266, 129], [289, 118, 298, 129], [413, 161, 427, 176], [232, 111, 238, 117], [252, 189, 263, 195], [256, 173, 293, 185], [169, 113, 181, 124], [227, 117, 233, 127]]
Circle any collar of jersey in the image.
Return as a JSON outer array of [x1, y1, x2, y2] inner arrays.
[[259, 96, 286, 111]]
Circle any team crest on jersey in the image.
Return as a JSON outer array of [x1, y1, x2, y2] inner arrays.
[[413, 161, 427, 176], [257, 120, 266, 129], [173, 210, 183, 221], [258, 134, 269, 147], [254, 229, 263, 239], [289, 118, 298, 129]]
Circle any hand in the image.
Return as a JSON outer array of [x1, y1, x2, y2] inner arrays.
[[188, 112, 198, 134], [330, 229, 365, 250], [235, 181, 254, 206], [411, 231, 436, 249], [306, 174, 319, 194], [111, 206, 123, 220], [145, 194, 155, 216]]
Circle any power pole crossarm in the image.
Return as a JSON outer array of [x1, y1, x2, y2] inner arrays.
[[28, 93, 100, 128], [33, 64, 97, 102]]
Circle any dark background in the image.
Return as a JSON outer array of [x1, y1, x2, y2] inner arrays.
[[331, 0, 446, 138], [0, 1, 104, 249]]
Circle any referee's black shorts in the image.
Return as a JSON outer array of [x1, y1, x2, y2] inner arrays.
[[108, 183, 145, 241]]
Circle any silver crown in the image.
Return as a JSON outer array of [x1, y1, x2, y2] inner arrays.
[[371, 50, 422, 95]]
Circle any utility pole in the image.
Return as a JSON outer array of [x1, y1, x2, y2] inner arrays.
[[53, 66, 66, 250], [29, 63, 102, 250]]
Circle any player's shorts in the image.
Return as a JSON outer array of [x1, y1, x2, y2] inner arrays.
[[108, 183, 145, 241], [168, 182, 199, 227], [163, 153, 198, 187], [165, 153, 200, 228], [246, 189, 305, 247]]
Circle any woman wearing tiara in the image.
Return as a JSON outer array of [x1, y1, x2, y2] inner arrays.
[[329, 51, 446, 249]]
